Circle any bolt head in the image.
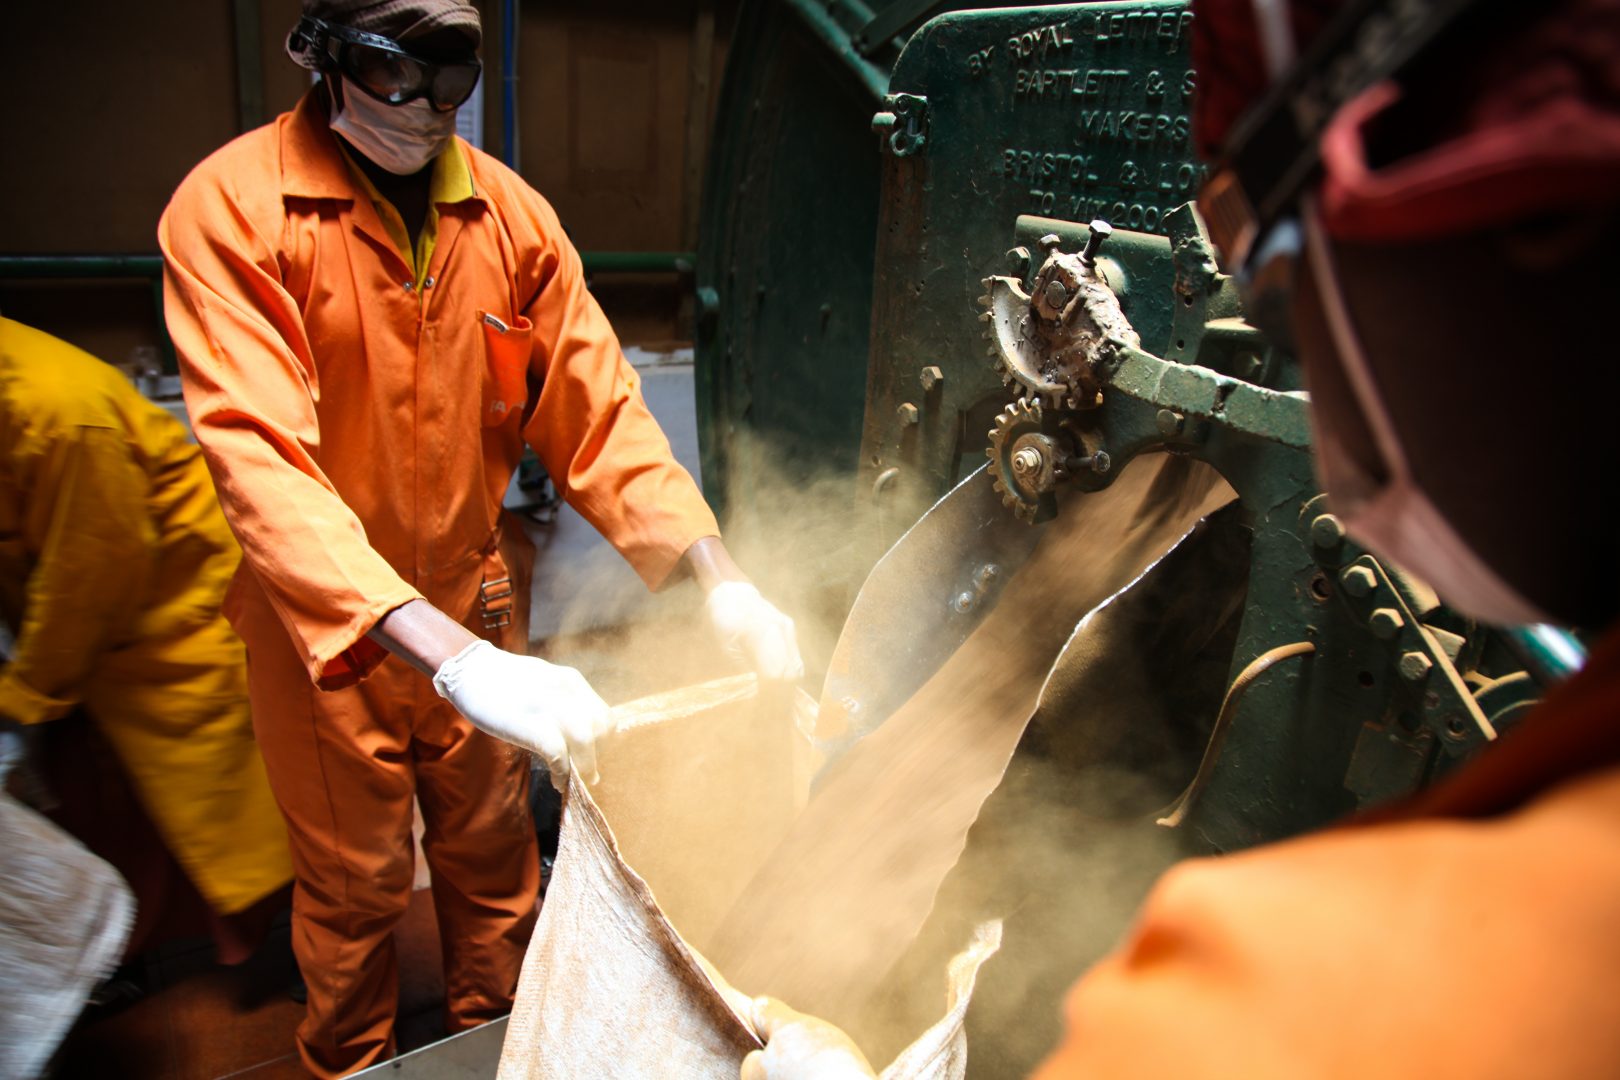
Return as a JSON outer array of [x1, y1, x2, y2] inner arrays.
[[1090, 450, 1112, 474], [839, 696, 862, 716], [1236, 351, 1264, 380], [1369, 607, 1406, 640], [1310, 513, 1345, 548], [897, 402, 920, 426], [1006, 247, 1032, 275], [1037, 233, 1062, 254], [953, 591, 977, 613], [1012, 447, 1042, 475], [1398, 651, 1433, 682], [1340, 565, 1378, 598], [1044, 280, 1069, 309], [920, 365, 944, 391]]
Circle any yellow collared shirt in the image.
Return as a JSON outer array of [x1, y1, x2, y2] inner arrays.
[[339, 139, 476, 287]]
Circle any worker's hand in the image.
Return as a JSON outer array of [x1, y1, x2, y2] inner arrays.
[[740, 997, 875, 1080], [432, 640, 613, 786], [706, 582, 805, 683]]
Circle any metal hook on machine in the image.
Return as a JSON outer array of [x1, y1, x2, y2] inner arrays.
[[1156, 640, 1318, 829]]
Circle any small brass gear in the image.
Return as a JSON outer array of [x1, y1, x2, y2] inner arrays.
[[985, 397, 1059, 524]]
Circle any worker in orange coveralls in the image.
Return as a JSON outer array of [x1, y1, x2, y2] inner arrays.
[[160, 1, 802, 1074], [741, 0, 1620, 1077]]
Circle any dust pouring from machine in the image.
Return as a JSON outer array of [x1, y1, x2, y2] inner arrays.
[[537, 436, 1246, 1075]]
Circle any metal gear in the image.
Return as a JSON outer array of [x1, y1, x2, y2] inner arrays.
[[985, 397, 1060, 523], [979, 235, 1140, 413]]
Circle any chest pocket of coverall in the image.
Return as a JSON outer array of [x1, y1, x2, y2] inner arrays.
[[479, 311, 533, 427]]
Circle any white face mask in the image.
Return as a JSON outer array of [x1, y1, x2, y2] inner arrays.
[[329, 77, 456, 176], [1300, 201, 1550, 628]]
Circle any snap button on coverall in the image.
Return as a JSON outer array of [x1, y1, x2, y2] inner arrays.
[[160, 91, 720, 1077]]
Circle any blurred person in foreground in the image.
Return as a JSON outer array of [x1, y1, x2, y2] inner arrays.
[[160, 0, 802, 1073], [0, 316, 292, 964], [739, 0, 1620, 1076]]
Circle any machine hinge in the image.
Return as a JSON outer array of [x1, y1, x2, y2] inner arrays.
[[872, 94, 929, 157]]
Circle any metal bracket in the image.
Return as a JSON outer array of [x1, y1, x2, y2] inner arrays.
[[480, 576, 515, 632], [1335, 555, 1495, 754], [853, 0, 949, 56], [871, 93, 929, 157], [1103, 341, 1312, 448]]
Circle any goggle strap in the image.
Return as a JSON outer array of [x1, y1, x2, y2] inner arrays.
[[1300, 198, 1411, 479]]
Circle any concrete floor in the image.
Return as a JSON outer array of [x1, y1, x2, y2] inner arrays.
[[522, 346, 707, 644]]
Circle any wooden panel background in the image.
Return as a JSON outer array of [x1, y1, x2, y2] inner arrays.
[[0, 0, 734, 360]]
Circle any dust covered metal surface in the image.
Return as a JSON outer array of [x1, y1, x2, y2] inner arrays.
[[861, 1, 1203, 538]]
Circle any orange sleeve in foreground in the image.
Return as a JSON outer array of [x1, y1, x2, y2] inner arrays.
[[1032, 767, 1620, 1079], [160, 165, 420, 689]]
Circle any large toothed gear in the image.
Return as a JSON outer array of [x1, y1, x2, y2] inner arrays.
[[986, 397, 1059, 524], [980, 245, 1139, 412]]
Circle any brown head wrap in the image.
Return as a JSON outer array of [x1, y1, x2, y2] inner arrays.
[[302, 0, 481, 48]]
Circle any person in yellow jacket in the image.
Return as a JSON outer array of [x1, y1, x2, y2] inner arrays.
[[0, 316, 291, 931]]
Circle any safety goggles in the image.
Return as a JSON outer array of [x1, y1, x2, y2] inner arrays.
[[288, 15, 481, 112]]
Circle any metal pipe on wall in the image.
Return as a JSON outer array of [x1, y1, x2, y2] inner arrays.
[[0, 253, 696, 279], [233, 0, 266, 132], [0, 251, 695, 374], [502, 0, 520, 170]]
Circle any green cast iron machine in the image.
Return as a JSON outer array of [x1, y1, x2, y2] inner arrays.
[[697, 2, 1564, 1068]]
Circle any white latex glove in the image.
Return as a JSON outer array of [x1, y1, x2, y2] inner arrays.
[[740, 997, 876, 1080], [432, 640, 613, 786], [706, 582, 805, 682]]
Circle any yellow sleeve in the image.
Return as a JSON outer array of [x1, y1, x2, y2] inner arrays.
[[0, 426, 157, 725]]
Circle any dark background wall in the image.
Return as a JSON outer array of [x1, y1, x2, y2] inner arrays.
[[0, 0, 736, 366]]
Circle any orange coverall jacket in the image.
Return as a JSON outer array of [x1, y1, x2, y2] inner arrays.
[[1034, 627, 1620, 1079], [159, 91, 718, 688]]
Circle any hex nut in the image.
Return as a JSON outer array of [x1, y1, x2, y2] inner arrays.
[[1369, 607, 1406, 640], [1340, 565, 1378, 598], [1398, 651, 1433, 682], [897, 402, 920, 426], [920, 366, 944, 392], [1310, 513, 1345, 549]]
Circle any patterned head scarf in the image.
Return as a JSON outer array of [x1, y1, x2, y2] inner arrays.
[[301, 0, 481, 48]]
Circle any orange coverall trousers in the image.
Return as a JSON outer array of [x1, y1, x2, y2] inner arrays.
[[235, 576, 537, 1075]]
